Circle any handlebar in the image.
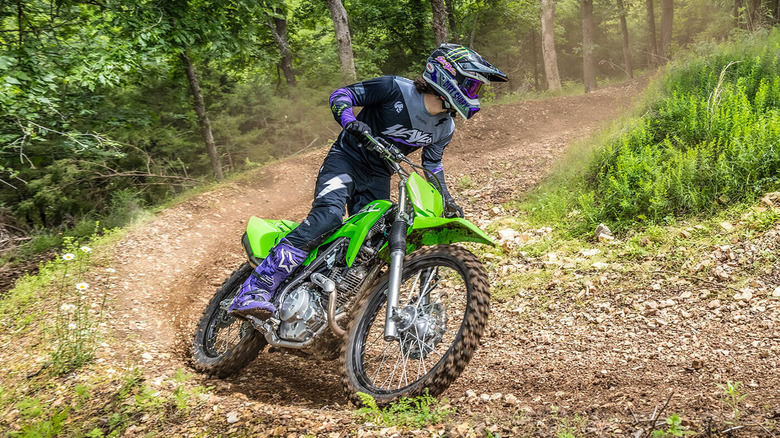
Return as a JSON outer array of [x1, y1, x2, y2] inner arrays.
[[362, 133, 406, 163], [361, 133, 443, 191], [362, 132, 458, 218]]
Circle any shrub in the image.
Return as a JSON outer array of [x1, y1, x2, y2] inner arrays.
[[531, 30, 780, 233]]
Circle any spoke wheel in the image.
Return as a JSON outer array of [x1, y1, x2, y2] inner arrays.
[[193, 263, 267, 378], [340, 245, 490, 405]]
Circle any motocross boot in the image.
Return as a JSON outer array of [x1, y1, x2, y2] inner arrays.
[[228, 239, 307, 319]]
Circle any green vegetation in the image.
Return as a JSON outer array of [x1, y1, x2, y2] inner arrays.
[[3, 368, 209, 437], [717, 380, 748, 421], [355, 391, 455, 428], [525, 31, 780, 234], [48, 238, 110, 374], [651, 414, 694, 437], [0, 0, 752, 264]]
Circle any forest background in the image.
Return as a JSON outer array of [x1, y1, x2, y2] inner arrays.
[[0, 0, 776, 260]]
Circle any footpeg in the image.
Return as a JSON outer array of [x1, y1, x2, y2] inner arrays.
[[246, 315, 275, 334]]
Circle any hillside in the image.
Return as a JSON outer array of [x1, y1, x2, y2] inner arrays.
[[3, 75, 779, 437]]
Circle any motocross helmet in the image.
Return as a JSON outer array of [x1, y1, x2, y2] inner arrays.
[[422, 44, 508, 119]]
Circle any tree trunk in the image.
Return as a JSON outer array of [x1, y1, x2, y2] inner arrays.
[[776, 0, 780, 24], [531, 28, 540, 90], [747, 0, 760, 29], [431, 0, 449, 45], [660, 0, 673, 62], [617, 0, 633, 78], [445, 0, 458, 43], [268, 8, 296, 87], [326, 0, 356, 84], [775, 0, 780, 23], [181, 50, 223, 181], [539, 0, 561, 91], [646, 0, 659, 64], [581, 0, 597, 93], [469, 12, 478, 48], [734, 0, 743, 28]]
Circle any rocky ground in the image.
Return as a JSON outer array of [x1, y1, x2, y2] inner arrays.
[[2, 75, 779, 437]]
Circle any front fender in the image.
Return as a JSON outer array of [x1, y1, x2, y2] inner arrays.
[[405, 216, 495, 252]]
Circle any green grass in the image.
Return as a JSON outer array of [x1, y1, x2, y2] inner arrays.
[[1, 190, 151, 267], [3, 368, 209, 438], [355, 391, 455, 429], [521, 30, 780, 235]]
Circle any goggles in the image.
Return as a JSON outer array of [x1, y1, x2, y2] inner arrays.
[[461, 77, 485, 99]]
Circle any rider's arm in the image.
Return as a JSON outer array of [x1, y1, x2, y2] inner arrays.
[[329, 76, 396, 128]]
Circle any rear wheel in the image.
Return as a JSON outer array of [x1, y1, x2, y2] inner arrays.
[[192, 263, 267, 378], [340, 245, 490, 405]]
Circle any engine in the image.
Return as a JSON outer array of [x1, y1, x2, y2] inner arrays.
[[277, 283, 326, 342]]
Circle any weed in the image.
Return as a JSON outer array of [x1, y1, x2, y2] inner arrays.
[[3, 366, 210, 437], [717, 380, 747, 420], [355, 391, 455, 428], [458, 175, 476, 190], [743, 206, 780, 232], [522, 31, 780, 234], [49, 236, 111, 374], [8, 409, 68, 438], [651, 414, 694, 437], [550, 407, 588, 438]]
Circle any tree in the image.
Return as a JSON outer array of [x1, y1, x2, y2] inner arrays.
[[539, 0, 562, 91], [581, 0, 597, 93], [267, 6, 296, 87], [646, 0, 659, 64], [660, 0, 673, 62], [445, 0, 459, 42], [431, 0, 450, 45], [181, 50, 223, 180], [616, 0, 633, 78], [326, 0, 356, 83]]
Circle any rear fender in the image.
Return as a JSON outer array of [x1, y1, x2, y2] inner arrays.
[[243, 217, 299, 265]]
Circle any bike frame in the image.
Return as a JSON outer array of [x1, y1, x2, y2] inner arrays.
[[240, 135, 495, 340]]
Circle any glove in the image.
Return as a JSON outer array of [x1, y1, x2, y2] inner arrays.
[[444, 197, 464, 218], [344, 120, 372, 142]]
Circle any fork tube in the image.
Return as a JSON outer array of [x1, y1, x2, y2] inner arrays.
[[384, 183, 409, 341]]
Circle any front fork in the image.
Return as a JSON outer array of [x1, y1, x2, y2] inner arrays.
[[384, 182, 410, 341]]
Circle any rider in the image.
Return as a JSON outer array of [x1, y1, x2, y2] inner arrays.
[[229, 44, 508, 319]]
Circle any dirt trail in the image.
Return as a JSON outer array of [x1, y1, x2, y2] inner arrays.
[[108, 78, 654, 413]]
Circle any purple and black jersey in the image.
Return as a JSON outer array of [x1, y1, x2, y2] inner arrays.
[[329, 76, 455, 177]]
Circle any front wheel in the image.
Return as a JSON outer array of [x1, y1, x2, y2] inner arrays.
[[340, 245, 490, 405], [192, 263, 267, 378]]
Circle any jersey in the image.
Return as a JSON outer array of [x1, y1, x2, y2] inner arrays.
[[329, 76, 455, 177]]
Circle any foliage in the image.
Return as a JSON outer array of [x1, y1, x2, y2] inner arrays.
[[355, 391, 455, 428], [651, 414, 694, 437], [0, 0, 773, 257], [4, 368, 208, 437], [586, 31, 780, 230], [49, 237, 110, 374], [526, 30, 780, 233], [717, 380, 747, 420]]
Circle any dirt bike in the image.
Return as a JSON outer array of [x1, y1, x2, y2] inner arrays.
[[192, 134, 492, 405]]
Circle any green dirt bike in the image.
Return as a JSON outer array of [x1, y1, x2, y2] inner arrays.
[[192, 135, 492, 404]]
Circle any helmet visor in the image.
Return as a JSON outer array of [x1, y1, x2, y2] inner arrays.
[[461, 77, 485, 99]]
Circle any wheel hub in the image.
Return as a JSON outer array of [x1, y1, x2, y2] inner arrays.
[[395, 304, 447, 359]]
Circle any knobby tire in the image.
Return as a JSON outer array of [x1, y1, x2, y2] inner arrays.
[[340, 245, 491, 405], [192, 262, 267, 378]]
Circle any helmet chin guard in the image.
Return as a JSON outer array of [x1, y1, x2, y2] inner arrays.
[[422, 44, 508, 119]]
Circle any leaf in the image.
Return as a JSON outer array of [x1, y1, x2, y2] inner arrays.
[[0, 55, 16, 69]]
